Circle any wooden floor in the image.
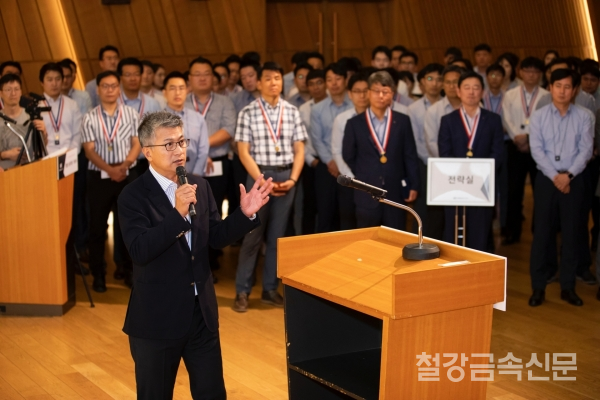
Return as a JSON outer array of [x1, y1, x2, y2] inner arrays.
[[1, 186, 600, 400]]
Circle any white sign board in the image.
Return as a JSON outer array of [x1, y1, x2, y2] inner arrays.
[[57, 148, 78, 180], [427, 158, 495, 207]]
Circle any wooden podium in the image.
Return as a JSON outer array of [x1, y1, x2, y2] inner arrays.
[[278, 227, 505, 399], [0, 157, 75, 316]]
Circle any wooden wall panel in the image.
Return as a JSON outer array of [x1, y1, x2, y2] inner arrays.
[[60, 0, 266, 82], [0, 0, 79, 94], [0, 0, 265, 88], [267, 0, 598, 72], [389, 0, 597, 67]]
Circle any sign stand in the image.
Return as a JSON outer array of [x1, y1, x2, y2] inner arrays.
[[427, 158, 496, 247]]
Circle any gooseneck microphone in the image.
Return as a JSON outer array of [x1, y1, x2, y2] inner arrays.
[[336, 175, 388, 198], [175, 166, 197, 218], [337, 174, 440, 261]]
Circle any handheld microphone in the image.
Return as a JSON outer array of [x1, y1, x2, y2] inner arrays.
[[337, 175, 387, 198], [175, 166, 197, 218]]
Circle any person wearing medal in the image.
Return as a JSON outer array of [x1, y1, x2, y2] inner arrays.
[[343, 70, 419, 230], [185, 57, 237, 276], [39, 63, 82, 155], [232, 62, 307, 313], [528, 68, 593, 307], [438, 71, 504, 252], [501, 57, 550, 246], [423, 64, 464, 240], [81, 71, 141, 293]]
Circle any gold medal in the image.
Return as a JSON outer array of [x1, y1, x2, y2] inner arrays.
[[466, 149, 473, 157], [275, 145, 280, 152], [524, 119, 529, 125], [380, 154, 387, 164], [108, 145, 113, 152]]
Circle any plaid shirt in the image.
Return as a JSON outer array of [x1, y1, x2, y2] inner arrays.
[[235, 97, 307, 165]]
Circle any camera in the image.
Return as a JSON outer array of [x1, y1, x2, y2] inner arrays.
[[25, 92, 52, 121]]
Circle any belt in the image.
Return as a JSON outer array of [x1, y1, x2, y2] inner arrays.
[[211, 155, 229, 161], [258, 164, 293, 172]]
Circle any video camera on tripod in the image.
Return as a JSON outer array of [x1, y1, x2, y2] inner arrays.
[[1, 92, 52, 166]]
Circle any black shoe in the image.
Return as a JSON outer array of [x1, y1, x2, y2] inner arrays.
[[576, 270, 597, 285], [560, 290, 583, 306], [528, 289, 545, 307], [93, 276, 107, 293], [74, 264, 90, 276], [596, 288, 600, 301], [546, 274, 558, 284], [261, 290, 284, 307]]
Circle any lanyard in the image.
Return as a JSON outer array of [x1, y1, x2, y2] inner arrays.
[[459, 107, 480, 152], [520, 87, 539, 119], [257, 98, 284, 152], [483, 91, 503, 114], [192, 93, 213, 117], [98, 105, 122, 149], [120, 92, 145, 115], [551, 108, 571, 162], [45, 95, 64, 133], [365, 107, 392, 162]]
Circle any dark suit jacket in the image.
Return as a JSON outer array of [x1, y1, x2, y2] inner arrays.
[[438, 108, 504, 169], [342, 110, 420, 209], [118, 170, 260, 340]]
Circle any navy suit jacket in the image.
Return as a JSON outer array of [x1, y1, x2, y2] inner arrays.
[[118, 170, 259, 340], [438, 108, 504, 169], [342, 110, 420, 209]]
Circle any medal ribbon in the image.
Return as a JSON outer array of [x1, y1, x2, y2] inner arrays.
[[120, 92, 145, 115], [459, 107, 480, 150], [365, 107, 392, 155], [192, 94, 213, 117], [45, 95, 64, 133], [98, 105, 122, 146], [257, 98, 284, 147], [483, 91, 503, 114], [520, 86, 539, 119]]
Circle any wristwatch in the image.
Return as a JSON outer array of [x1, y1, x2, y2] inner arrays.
[[568, 172, 574, 180]]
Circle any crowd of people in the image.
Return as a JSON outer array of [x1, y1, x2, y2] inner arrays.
[[1, 42, 599, 310]]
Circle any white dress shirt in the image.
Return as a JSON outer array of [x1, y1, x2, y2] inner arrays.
[[502, 86, 550, 140], [424, 96, 456, 157]]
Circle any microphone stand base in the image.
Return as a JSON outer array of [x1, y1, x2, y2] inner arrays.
[[402, 243, 440, 261]]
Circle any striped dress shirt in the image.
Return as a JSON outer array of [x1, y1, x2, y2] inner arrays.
[[81, 104, 140, 171]]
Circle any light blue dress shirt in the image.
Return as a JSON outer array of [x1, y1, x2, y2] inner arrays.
[[408, 96, 434, 163], [309, 95, 352, 164], [530, 103, 593, 180], [165, 107, 209, 177]]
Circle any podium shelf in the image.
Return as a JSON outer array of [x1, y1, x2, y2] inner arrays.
[[289, 349, 381, 400]]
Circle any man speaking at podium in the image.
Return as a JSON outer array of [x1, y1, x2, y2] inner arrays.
[[118, 111, 273, 399]]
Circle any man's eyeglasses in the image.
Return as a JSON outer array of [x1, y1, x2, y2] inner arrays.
[[145, 139, 190, 151]]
